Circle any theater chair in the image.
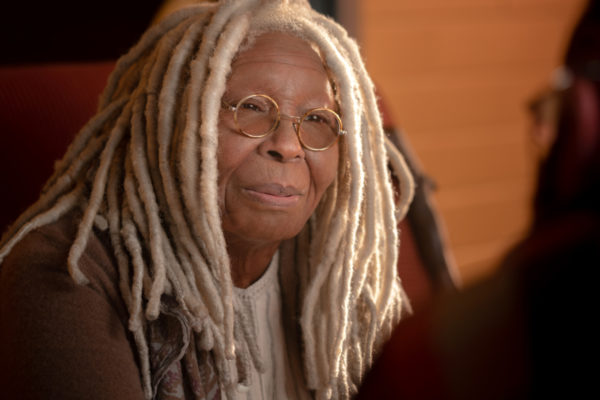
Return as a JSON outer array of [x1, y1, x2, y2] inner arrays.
[[0, 62, 457, 309]]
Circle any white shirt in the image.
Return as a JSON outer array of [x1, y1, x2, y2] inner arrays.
[[228, 254, 312, 400]]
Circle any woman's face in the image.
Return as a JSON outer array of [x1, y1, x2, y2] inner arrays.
[[217, 32, 340, 246]]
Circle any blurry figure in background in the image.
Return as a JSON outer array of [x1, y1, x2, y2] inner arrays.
[[356, 0, 600, 398], [527, 66, 573, 161]]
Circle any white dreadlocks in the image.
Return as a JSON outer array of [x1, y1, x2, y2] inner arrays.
[[0, 0, 414, 398]]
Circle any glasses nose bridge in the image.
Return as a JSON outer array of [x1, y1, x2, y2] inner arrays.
[[277, 112, 302, 134]]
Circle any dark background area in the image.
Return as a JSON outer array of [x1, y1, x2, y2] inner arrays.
[[0, 1, 336, 64], [2, 1, 165, 64]]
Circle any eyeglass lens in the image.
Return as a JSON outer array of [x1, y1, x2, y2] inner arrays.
[[234, 95, 341, 150]]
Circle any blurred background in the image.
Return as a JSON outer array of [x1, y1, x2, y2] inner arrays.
[[0, 0, 589, 286], [353, 0, 588, 286]]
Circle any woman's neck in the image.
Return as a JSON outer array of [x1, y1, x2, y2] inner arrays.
[[226, 236, 280, 288]]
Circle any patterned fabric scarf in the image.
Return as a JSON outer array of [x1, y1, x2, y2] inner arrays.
[[149, 297, 221, 399]]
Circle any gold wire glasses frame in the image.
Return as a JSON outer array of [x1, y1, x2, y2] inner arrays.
[[222, 94, 346, 152]]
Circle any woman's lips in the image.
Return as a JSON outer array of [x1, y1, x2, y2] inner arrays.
[[244, 183, 303, 206]]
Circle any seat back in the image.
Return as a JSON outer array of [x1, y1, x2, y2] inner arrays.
[[0, 62, 115, 232]]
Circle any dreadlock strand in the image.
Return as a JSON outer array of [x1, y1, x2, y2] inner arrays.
[[124, 153, 209, 322], [307, 15, 406, 396], [311, 167, 351, 275], [338, 349, 350, 399], [312, 15, 402, 224], [160, 240, 188, 309], [121, 208, 147, 332], [302, 197, 351, 390], [234, 297, 266, 374], [286, 17, 367, 395], [349, 307, 364, 380], [163, 51, 236, 336], [197, 318, 215, 351], [314, 0, 410, 344], [200, 11, 252, 360], [363, 284, 378, 369], [348, 212, 371, 300], [130, 13, 229, 330], [329, 256, 353, 379], [68, 99, 133, 285], [294, 20, 364, 233], [233, 316, 252, 389], [313, 13, 411, 322], [178, 2, 249, 252], [300, 251, 332, 387], [329, 237, 360, 382], [303, 242, 347, 390], [123, 153, 148, 236], [352, 118, 379, 278], [0, 182, 85, 262], [138, 29, 227, 327], [156, 16, 213, 293], [211, 326, 236, 393], [364, 134, 402, 328], [200, 10, 253, 253], [178, 42, 213, 256], [129, 94, 167, 320], [105, 143, 134, 310], [308, 310, 327, 391], [144, 17, 197, 208]]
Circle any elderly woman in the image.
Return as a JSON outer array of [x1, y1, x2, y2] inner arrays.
[[0, 1, 414, 399]]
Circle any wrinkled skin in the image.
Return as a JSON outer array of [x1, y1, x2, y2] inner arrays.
[[217, 32, 339, 287]]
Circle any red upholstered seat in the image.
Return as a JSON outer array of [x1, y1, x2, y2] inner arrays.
[[0, 62, 115, 232]]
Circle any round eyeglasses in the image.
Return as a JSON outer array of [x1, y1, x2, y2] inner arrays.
[[222, 94, 346, 151]]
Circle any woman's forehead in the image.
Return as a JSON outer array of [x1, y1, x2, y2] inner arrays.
[[232, 32, 327, 73]]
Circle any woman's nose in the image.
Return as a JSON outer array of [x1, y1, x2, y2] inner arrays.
[[261, 117, 305, 162]]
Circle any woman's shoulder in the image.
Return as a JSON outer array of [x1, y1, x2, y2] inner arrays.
[[0, 210, 124, 314]]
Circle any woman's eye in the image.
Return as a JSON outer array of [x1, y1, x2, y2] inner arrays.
[[240, 99, 270, 113], [241, 102, 261, 112], [306, 114, 322, 123], [305, 113, 330, 125]]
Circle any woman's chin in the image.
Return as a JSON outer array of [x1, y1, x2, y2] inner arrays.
[[222, 216, 305, 246]]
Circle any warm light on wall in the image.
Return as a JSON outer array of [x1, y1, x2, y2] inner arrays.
[[358, 0, 588, 285]]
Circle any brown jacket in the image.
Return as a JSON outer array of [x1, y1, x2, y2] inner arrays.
[[0, 212, 223, 399]]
